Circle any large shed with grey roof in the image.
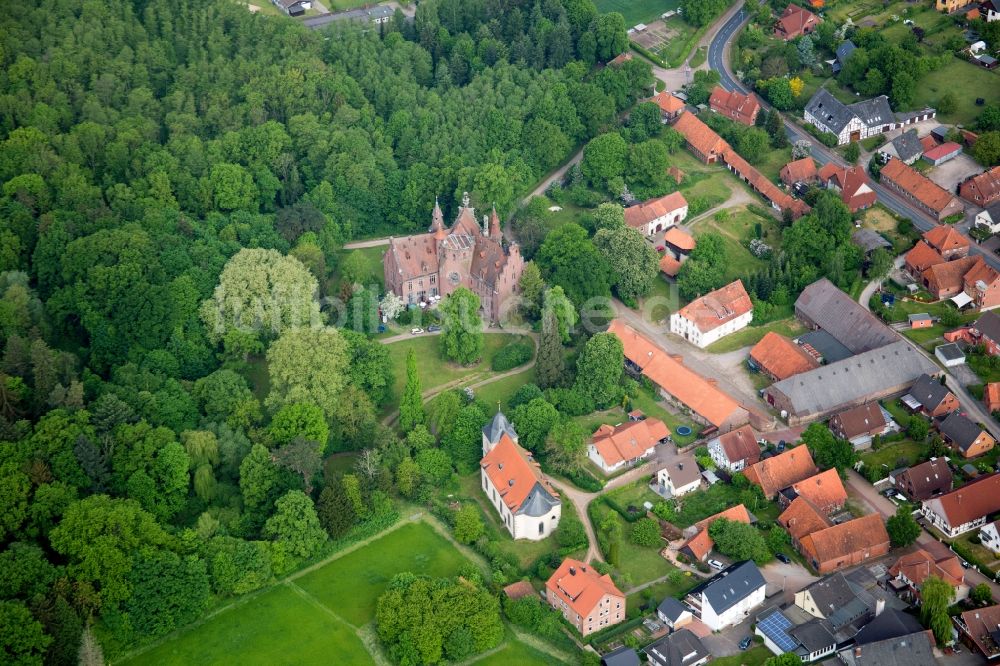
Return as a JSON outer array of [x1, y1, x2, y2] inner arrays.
[[795, 278, 899, 354], [764, 340, 940, 423]]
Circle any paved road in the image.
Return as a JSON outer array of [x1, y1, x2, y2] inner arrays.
[[343, 237, 390, 249]]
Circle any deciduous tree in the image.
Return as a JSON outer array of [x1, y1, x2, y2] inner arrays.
[[265, 327, 350, 420], [439, 288, 484, 365], [574, 333, 623, 408]]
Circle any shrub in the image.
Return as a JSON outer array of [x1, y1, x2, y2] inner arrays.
[[545, 387, 595, 416], [491, 342, 533, 371], [630, 518, 661, 547]]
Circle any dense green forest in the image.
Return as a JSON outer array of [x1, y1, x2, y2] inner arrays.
[[0, 0, 651, 662]]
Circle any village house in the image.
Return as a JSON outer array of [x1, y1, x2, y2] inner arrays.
[[921, 472, 1000, 537], [673, 111, 729, 164], [707, 424, 761, 471], [684, 561, 766, 630], [839, 625, 936, 666], [659, 254, 682, 279], [779, 497, 832, 551], [908, 313, 933, 329], [609, 319, 753, 432], [805, 90, 893, 145], [960, 165, 1000, 207], [670, 280, 753, 348], [680, 505, 754, 562], [779, 157, 818, 187], [920, 255, 979, 300], [546, 558, 625, 636], [904, 241, 945, 276], [923, 254, 1000, 311], [709, 86, 761, 126], [794, 278, 900, 354], [656, 597, 694, 631], [937, 411, 996, 458], [891, 458, 952, 500], [888, 549, 967, 602], [588, 417, 670, 474], [743, 446, 819, 499], [624, 192, 689, 236], [902, 373, 961, 417], [383, 195, 524, 321], [645, 629, 710, 666], [974, 203, 1000, 234], [829, 403, 891, 449], [775, 4, 821, 40], [651, 90, 686, 123], [985, 382, 1000, 413], [749, 331, 820, 381], [779, 468, 848, 514], [480, 411, 561, 540], [817, 164, 877, 213], [755, 604, 839, 663], [793, 569, 887, 639], [798, 514, 891, 574], [924, 224, 971, 260], [984, 0, 1000, 21], [879, 158, 964, 221], [878, 129, 923, 165], [944, 310, 1000, 355], [664, 226, 696, 258], [980, 519, 1000, 554], [655, 453, 702, 498], [763, 340, 940, 424], [954, 604, 1000, 660]]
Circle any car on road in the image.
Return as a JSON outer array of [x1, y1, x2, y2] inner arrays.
[[410, 328, 423, 335], [961, 559, 970, 568], [426, 325, 441, 332], [775, 553, 791, 564], [707, 559, 726, 571], [655, 245, 666, 253], [739, 636, 753, 650]]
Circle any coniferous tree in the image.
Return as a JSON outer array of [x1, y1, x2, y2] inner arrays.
[[536, 309, 566, 389], [316, 477, 356, 538], [399, 349, 425, 434]]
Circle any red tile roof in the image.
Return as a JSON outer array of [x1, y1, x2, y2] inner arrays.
[[715, 424, 762, 466], [681, 504, 753, 560], [744, 446, 819, 498], [503, 580, 537, 600], [905, 241, 945, 274], [920, 135, 939, 152], [790, 468, 847, 514], [923, 142, 962, 162], [709, 86, 761, 125], [780, 157, 818, 185], [624, 192, 688, 229], [963, 255, 1000, 293], [830, 402, 887, 441], [749, 332, 820, 380], [881, 158, 961, 216], [985, 382, 1000, 412], [820, 165, 876, 212], [890, 549, 964, 589], [924, 226, 971, 255], [608, 320, 746, 428], [775, 4, 820, 38], [778, 497, 831, 541], [675, 279, 753, 333], [608, 52, 633, 67], [591, 418, 670, 468], [799, 514, 890, 567], [674, 111, 730, 160], [922, 255, 980, 296], [546, 558, 624, 619], [659, 254, 682, 277], [652, 91, 685, 114], [960, 166, 1000, 205], [664, 226, 696, 251], [481, 433, 558, 513], [958, 604, 1000, 659], [924, 473, 1000, 528]]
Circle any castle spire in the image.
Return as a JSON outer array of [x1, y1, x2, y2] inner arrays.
[[489, 204, 501, 238], [429, 196, 445, 234], [462, 191, 471, 209]]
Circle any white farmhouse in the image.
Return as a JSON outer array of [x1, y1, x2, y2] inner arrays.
[[670, 279, 753, 348], [623, 192, 689, 236], [981, 519, 1000, 555], [480, 411, 561, 541], [804, 89, 935, 145], [656, 453, 702, 498], [588, 416, 670, 474], [921, 473, 1000, 538], [707, 424, 761, 472], [685, 561, 766, 631]]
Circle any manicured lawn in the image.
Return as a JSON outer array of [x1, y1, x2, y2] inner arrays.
[[859, 439, 929, 473], [616, 539, 679, 587], [692, 218, 768, 284], [595, 0, 679, 24], [914, 59, 1000, 126], [295, 521, 473, 626], [753, 146, 793, 183], [876, 294, 962, 324], [121, 584, 372, 666], [655, 482, 744, 528], [638, 275, 675, 323], [715, 206, 784, 251], [710, 645, 772, 666], [331, 246, 386, 293], [705, 315, 803, 354], [624, 574, 700, 613], [630, 391, 701, 445], [605, 479, 663, 512], [681, 172, 733, 212], [903, 324, 949, 348], [473, 638, 568, 666], [473, 367, 538, 411]]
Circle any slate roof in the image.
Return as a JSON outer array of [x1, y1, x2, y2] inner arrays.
[[750, 332, 820, 380], [797, 329, 853, 364], [938, 411, 986, 453], [936, 343, 965, 362], [660, 453, 702, 489], [483, 410, 518, 445], [889, 129, 923, 163], [645, 629, 709, 666], [853, 608, 925, 645], [805, 89, 893, 136], [974, 310, 1000, 343], [907, 373, 953, 413], [601, 646, 640, 666], [795, 278, 899, 354], [657, 596, 689, 622], [836, 40, 857, 65], [688, 561, 765, 615], [852, 229, 891, 253], [840, 628, 936, 666], [768, 340, 938, 418]]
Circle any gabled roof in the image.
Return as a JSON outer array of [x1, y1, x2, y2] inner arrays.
[[779, 496, 832, 540], [780, 157, 818, 184], [652, 91, 685, 114], [881, 158, 961, 215], [744, 446, 819, 498], [681, 505, 753, 561], [624, 192, 688, 229], [709, 86, 761, 123], [923, 225, 970, 255], [799, 514, 890, 566], [853, 607, 925, 645], [481, 433, 559, 516], [985, 382, 1000, 408], [645, 629, 709, 666], [674, 111, 730, 158], [922, 473, 1000, 528], [608, 320, 746, 428], [840, 628, 936, 666], [790, 468, 848, 512], [601, 646, 640, 666], [503, 581, 536, 600], [851, 229, 891, 253], [675, 279, 753, 333], [795, 278, 899, 354], [938, 411, 987, 452], [923, 142, 962, 162], [957, 604, 1000, 659], [831, 402, 887, 440], [776, 4, 820, 37], [547, 558, 624, 620], [961, 166, 1000, 204], [750, 332, 820, 380], [963, 256, 1000, 293], [904, 241, 945, 273], [483, 410, 518, 445], [889, 548, 964, 588], [712, 424, 761, 465], [660, 453, 702, 489], [688, 560, 765, 615], [659, 254, 682, 277], [592, 418, 670, 467], [889, 129, 923, 162], [896, 458, 952, 498], [657, 596, 690, 622], [805, 89, 892, 136], [922, 254, 980, 295], [975, 310, 1000, 343], [663, 226, 696, 251], [836, 40, 857, 65]]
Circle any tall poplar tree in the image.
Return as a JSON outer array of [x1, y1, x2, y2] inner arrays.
[[536, 309, 566, 389], [399, 349, 425, 433]]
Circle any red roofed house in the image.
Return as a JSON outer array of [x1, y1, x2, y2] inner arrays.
[[588, 417, 670, 474], [775, 4, 821, 40], [817, 163, 876, 213], [609, 319, 751, 431], [924, 225, 971, 260], [880, 158, 964, 221], [651, 90, 686, 123], [778, 497, 831, 549], [892, 458, 952, 500], [921, 255, 980, 300], [674, 111, 730, 164], [961, 257, 1000, 310], [959, 166, 1000, 207], [546, 558, 625, 636], [905, 241, 945, 277], [780, 157, 818, 187], [985, 382, 1000, 413], [955, 604, 1000, 660], [709, 86, 761, 126], [607, 51, 633, 67], [743, 446, 819, 499], [828, 402, 891, 449], [664, 226, 696, 257], [481, 411, 561, 540], [921, 473, 1000, 537], [708, 424, 762, 472], [798, 513, 891, 573], [624, 192, 689, 235], [749, 331, 820, 381], [670, 279, 753, 348], [680, 504, 753, 561], [781, 468, 848, 514], [889, 549, 967, 602]]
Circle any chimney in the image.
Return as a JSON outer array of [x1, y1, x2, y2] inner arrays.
[[854, 647, 862, 658], [678, 462, 684, 470], [569, 566, 576, 576], [875, 597, 885, 616]]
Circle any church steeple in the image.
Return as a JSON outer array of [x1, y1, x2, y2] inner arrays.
[[489, 205, 501, 238]]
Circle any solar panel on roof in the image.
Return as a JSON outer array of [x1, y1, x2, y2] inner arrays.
[[758, 609, 799, 652]]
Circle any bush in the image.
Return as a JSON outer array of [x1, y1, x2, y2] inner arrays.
[[545, 387, 595, 416], [566, 468, 605, 492], [630, 518, 661, 547], [491, 342, 533, 371], [804, 123, 838, 147]]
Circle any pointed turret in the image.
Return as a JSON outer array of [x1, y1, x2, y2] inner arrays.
[[429, 197, 445, 232], [489, 205, 501, 238]]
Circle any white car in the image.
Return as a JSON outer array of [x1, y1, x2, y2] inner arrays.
[[707, 559, 726, 571], [410, 328, 423, 335]]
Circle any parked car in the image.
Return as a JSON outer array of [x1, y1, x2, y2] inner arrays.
[[707, 559, 725, 571], [410, 328, 423, 335], [427, 325, 441, 332], [775, 553, 791, 564], [655, 245, 666, 253], [739, 636, 753, 650]]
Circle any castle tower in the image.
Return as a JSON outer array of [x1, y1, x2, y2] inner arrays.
[[430, 197, 447, 240], [489, 205, 501, 239]]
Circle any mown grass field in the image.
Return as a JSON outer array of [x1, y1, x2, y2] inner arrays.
[[595, 0, 679, 25], [705, 315, 803, 354], [913, 60, 1000, 127], [473, 637, 569, 666], [859, 439, 928, 472]]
